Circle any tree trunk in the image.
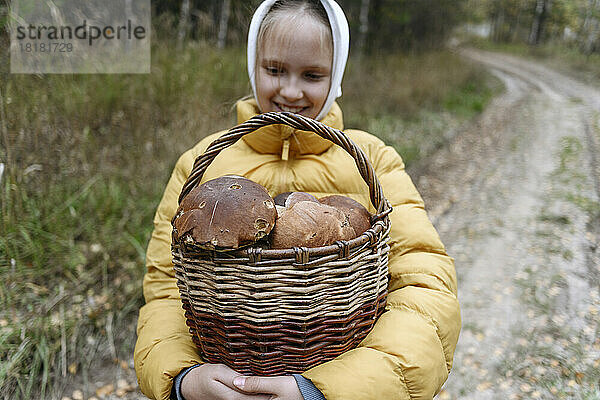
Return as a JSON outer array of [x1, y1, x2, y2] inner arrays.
[[529, 0, 551, 45], [492, 7, 505, 42], [367, 0, 382, 51], [511, 7, 523, 42], [357, 0, 370, 55], [217, 0, 231, 49], [178, 0, 191, 45], [125, 0, 133, 50], [581, 0, 600, 54]]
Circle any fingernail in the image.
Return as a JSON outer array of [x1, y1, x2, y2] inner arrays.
[[233, 376, 246, 388]]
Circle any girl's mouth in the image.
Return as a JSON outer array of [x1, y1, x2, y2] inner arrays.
[[274, 102, 309, 114]]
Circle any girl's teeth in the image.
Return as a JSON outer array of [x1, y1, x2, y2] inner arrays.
[[279, 104, 303, 113]]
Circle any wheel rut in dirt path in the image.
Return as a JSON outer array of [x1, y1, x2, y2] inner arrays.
[[414, 49, 600, 399]]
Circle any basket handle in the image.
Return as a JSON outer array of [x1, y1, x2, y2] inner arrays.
[[179, 112, 392, 217]]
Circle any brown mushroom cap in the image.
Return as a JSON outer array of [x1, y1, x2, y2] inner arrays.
[[173, 175, 276, 250], [284, 192, 318, 209], [270, 201, 355, 249], [319, 195, 372, 236], [273, 192, 292, 206]]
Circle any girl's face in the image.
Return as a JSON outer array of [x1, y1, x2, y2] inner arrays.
[[256, 19, 332, 120]]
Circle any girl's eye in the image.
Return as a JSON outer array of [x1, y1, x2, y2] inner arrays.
[[265, 66, 283, 75], [305, 72, 326, 81]]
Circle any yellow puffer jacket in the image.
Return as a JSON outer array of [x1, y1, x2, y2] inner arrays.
[[134, 98, 461, 400]]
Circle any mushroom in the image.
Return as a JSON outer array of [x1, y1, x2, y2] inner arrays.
[[273, 191, 318, 220], [273, 192, 292, 206], [284, 192, 318, 208], [270, 201, 355, 249], [173, 175, 276, 250], [319, 195, 372, 236]]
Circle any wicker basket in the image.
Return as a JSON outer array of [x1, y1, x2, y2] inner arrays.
[[172, 112, 392, 375]]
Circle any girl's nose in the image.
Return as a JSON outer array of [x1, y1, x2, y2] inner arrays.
[[279, 79, 303, 101]]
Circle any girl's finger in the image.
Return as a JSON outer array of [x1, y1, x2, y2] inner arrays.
[[211, 364, 246, 390], [212, 380, 272, 400], [233, 375, 284, 394]]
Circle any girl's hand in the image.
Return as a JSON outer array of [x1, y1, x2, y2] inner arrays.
[[233, 375, 303, 400], [180, 363, 272, 400]]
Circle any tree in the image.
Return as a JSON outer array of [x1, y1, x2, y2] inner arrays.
[[579, 0, 600, 53], [529, 0, 552, 45], [357, 0, 370, 55], [353, 0, 468, 52], [217, 0, 231, 49], [177, 0, 191, 44]]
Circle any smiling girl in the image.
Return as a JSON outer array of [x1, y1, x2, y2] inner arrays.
[[253, 1, 333, 119], [134, 1, 461, 399]]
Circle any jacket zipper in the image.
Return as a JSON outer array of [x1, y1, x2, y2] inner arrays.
[[279, 138, 290, 195]]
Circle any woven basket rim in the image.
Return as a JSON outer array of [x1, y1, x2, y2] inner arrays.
[[175, 220, 389, 261]]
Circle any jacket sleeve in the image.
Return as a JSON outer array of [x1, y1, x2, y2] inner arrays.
[[134, 149, 203, 400], [303, 141, 461, 400]]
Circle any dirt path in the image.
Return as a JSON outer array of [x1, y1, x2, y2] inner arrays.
[[415, 49, 600, 399]]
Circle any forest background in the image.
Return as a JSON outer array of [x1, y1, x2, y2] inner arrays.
[[1, 0, 600, 399]]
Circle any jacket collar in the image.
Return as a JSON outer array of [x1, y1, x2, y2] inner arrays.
[[237, 98, 344, 158]]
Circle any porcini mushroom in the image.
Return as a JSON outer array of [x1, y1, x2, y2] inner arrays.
[[319, 195, 372, 236], [270, 201, 355, 249], [173, 175, 276, 250]]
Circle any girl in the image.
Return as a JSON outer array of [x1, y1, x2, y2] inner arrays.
[[134, 1, 461, 399]]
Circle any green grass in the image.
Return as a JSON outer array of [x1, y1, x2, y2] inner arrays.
[[0, 40, 496, 398], [340, 49, 499, 166]]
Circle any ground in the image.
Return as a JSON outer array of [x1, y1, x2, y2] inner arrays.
[[62, 49, 600, 400], [420, 49, 600, 399]]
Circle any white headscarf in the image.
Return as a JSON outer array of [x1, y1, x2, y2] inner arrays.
[[247, 0, 350, 121]]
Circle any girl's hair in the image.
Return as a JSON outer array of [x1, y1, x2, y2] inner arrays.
[[256, 0, 333, 64]]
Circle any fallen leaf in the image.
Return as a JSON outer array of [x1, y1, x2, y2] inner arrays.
[[520, 383, 531, 393], [90, 243, 103, 253], [95, 384, 114, 397], [68, 362, 77, 375], [477, 382, 492, 391], [552, 315, 565, 326], [72, 390, 83, 400], [548, 286, 560, 296], [575, 372, 584, 383]]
